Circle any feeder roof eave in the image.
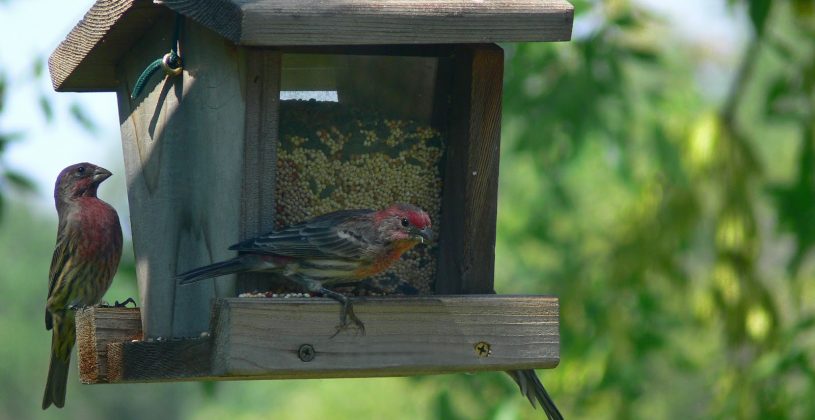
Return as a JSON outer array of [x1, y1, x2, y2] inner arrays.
[[49, 0, 574, 92]]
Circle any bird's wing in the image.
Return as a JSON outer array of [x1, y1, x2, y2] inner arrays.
[[46, 228, 71, 330], [229, 209, 373, 259]]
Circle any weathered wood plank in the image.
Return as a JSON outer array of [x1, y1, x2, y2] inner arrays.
[[165, 0, 574, 45], [77, 296, 558, 383], [48, 0, 165, 91], [155, 0, 242, 42], [76, 306, 213, 384], [279, 44, 457, 58], [116, 16, 245, 338], [436, 45, 503, 294], [51, 0, 573, 91], [211, 296, 558, 379], [76, 307, 142, 384], [107, 337, 213, 383], [237, 49, 281, 294]]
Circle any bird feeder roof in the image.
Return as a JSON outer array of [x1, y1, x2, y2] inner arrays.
[[49, 0, 574, 92]]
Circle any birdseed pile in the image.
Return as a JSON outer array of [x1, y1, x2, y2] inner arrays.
[[274, 100, 445, 294]]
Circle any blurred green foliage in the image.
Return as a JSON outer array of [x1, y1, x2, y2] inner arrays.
[[2, 0, 815, 419], [479, 0, 815, 418], [0, 45, 97, 221]]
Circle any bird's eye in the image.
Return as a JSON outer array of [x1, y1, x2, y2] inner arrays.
[[401, 218, 410, 227], [76, 166, 85, 174]]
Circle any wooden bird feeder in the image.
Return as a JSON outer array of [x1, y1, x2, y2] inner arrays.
[[49, 0, 573, 384]]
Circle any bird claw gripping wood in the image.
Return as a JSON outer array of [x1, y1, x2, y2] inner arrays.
[[334, 300, 365, 338], [322, 288, 366, 338], [113, 297, 138, 308], [98, 297, 137, 308]]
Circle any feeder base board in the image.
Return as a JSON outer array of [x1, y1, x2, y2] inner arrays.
[[76, 295, 559, 384]]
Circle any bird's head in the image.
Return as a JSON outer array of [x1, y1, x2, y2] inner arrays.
[[374, 203, 433, 245], [54, 162, 113, 203]]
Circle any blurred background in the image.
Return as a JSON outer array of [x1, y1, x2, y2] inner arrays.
[[1, 0, 813, 418]]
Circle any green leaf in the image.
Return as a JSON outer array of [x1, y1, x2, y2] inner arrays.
[[0, 132, 24, 153], [0, 72, 6, 112], [613, 12, 637, 28], [749, 0, 772, 36], [790, 314, 815, 337], [4, 170, 37, 192], [38, 94, 53, 122], [767, 36, 796, 61], [199, 381, 218, 398], [628, 48, 659, 63], [32, 57, 44, 78], [433, 390, 461, 420], [793, 0, 815, 17], [69, 102, 97, 134], [764, 76, 792, 115]]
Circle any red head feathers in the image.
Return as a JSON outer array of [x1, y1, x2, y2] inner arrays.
[[54, 162, 112, 203], [374, 203, 433, 243]]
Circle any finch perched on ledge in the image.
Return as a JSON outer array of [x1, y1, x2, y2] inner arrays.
[[43, 163, 123, 409], [177, 202, 560, 417], [177, 203, 432, 333]]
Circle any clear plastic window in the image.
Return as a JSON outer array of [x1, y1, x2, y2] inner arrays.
[[276, 53, 450, 293]]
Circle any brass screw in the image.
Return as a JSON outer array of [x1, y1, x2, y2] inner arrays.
[[298, 344, 315, 362], [474, 341, 491, 357]]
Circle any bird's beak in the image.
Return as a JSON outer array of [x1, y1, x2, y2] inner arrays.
[[92, 166, 112, 183], [415, 227, 433, 244]]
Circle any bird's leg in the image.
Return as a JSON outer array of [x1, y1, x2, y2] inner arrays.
[[331, 280, 380, 295], [333, 277, 419, 296], [114, 297, 137, 308], [319, 287, 365, 337], [288, 275, 365, 336]]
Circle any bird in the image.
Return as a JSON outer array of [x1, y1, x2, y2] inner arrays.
[[508, 369, 563, 419], [176, 203, 561, 416], [177, 203, 432, 333], [43, 163, 123, 409]]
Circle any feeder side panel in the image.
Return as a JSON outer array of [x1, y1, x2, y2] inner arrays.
[[115, 16, 246, 338], [436, 44, 503, 294], [237, 49, 282, 294]]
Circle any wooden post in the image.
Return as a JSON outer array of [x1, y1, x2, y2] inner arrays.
[[116, 14, 246, 338], [237, 49, 281, 294], [76, 307, 142, 384], [436, 44, 504, 294]]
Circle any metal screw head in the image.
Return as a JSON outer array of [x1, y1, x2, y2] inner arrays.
[[298, 344, 315, 362], [474, 341, 491, 357]]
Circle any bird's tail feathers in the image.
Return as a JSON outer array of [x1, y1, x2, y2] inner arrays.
[[177, 258, 244, 284], [42, 352, 69, 409], [507, 369, 563, 420]]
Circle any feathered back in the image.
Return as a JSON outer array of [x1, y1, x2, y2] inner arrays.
[[229, 209, 374, 259]]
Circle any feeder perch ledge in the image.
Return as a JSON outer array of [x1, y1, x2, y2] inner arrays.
[[76, 296, 559, 383]]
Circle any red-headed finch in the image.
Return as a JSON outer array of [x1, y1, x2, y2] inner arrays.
[[176, 203, 559, 416], [177, 203, 432, 333], [43, 163, 122, 409]]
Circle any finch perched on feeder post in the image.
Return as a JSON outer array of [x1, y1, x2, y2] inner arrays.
[[42, 163, 123, 410], [177, 203, 433, 334]]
